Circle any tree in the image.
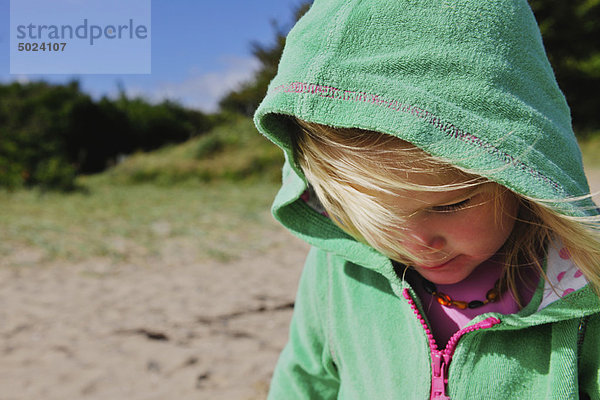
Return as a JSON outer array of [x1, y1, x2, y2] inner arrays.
[[530, 0, 600, 135], [0, 81, 215, 189]]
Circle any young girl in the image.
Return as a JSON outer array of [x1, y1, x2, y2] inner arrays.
[[253, 0, 600, 398]]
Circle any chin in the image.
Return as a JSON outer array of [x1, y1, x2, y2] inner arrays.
[[423, 274, 468, 285], [417, 266, 474, 285]]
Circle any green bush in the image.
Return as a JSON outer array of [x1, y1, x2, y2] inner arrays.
[[195, 134, 226, 158], [103, 116, 284, 185], [33, 157, 77, 191]]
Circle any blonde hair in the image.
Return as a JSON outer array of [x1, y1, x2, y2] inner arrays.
[[291, 118, 600, 303]]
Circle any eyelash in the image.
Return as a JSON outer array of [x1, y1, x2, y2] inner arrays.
[[431, 198, 471, 212]]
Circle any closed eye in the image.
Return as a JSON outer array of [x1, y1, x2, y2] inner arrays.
[[431, 198, 471, 213]]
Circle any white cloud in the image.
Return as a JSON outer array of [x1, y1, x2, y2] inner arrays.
[[126, 55, 260, 112], [0, 55, 261, 114]]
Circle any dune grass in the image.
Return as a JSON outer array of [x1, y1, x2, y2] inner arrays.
[[580, 134, 600, 167], [0, 116, 287, 266], [0, 178, 281, 266]]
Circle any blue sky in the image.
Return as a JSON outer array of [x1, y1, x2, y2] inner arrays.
[[0, 0, 305, 112]]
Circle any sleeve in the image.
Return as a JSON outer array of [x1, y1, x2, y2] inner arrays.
[[267, 247, 340, 399], [579, 313, 600, 400]]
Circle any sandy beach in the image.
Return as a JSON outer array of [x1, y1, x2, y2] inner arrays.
[[0, 222, 309, 400], [1, 170, 598, 400]]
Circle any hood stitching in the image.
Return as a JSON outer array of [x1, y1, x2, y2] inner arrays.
[[272, 81, 565, 196]]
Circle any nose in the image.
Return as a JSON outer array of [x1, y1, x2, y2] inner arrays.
[[403, 225, 446, 255]]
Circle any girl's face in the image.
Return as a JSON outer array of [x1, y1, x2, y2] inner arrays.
[[390, 182, 519, 285]]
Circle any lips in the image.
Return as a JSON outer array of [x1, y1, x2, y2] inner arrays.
[[418, 256, 457, 270]]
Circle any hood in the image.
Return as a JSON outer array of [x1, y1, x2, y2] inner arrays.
[[253, 0, 596, 277]]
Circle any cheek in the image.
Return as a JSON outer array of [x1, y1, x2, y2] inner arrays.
[[448, 217, 491, 245], [496, 195, 520, 238], [449, 205, 516, 252]]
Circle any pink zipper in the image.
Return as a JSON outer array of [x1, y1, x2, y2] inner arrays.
[[403, 289, 501, 400]]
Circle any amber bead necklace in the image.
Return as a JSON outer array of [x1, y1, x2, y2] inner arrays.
[[421, 277, 503, 310]]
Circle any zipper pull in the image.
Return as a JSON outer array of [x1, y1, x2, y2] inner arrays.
[[430, 352, 451, 400]]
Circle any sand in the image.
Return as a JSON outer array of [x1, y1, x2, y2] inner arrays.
[[0, 224, 309, 400], [1, 171, 598, 400]]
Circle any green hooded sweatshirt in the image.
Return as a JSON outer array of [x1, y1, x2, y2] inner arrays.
[[253, 0, 600, 399]]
